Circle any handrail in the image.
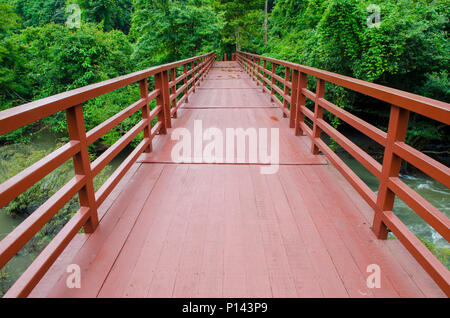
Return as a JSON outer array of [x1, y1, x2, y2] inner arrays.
[[0, 52, 216, 297], [0, 52, 215, 136], [237, 51, 449, 125], [237, 51, 450, 296]]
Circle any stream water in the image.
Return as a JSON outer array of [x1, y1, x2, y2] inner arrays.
[[340, 153, 449, 249]]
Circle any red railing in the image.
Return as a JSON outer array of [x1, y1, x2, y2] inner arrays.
[[237, 51, 450, 296], [0, 52, 215, 297]]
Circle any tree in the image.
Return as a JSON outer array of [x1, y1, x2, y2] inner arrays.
[[13, 0, 67, 28], [0, 2, 28, 111], [212, 0, 266, 53], [77, 0, 133, 34], [131, 0, 223, 67]]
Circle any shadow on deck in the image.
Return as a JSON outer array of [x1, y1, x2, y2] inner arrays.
[[30, 62, 444, 298]]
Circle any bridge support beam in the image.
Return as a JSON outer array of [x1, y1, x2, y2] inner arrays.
[[154, 71, 169, 134], [373, 106, 410, 239], [66, 104, 99, 233]]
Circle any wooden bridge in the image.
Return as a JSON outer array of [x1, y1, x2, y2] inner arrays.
[[0, 52, 449, 298]]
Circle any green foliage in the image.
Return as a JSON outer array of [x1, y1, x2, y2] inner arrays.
[[13, 0, 67, 28], [0, 3, 28, 109], [212, 0, 266, 53], [77, 0, 133, 33], [131, 0, 223, 68]]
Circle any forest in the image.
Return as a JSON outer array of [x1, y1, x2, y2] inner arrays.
[[0, 0, 448, 294]]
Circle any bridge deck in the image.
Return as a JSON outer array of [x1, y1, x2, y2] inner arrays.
[[31, 62, 444, 298]]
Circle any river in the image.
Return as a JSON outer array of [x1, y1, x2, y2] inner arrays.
[[340, 154, 449, 250]]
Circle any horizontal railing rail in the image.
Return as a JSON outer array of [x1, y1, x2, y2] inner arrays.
[[0, 52, 215, 297], [237, 51, 450, 296]]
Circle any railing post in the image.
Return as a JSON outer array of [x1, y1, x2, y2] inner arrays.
[[295, 72, 307, 136], [183, 64, 189, 103], [154, 71, 169, 133], [251, 57, 255, 82], [192, 61, 196, 93], [373, 106, 410, 239], [290, 69, 299, 129], [270, 63, 276, 101], [170, 68, 177, 119], [254, 58, 258, 80], [224, 53, 227, 61], [65, 104, 98, 233], [283, 66, 290, 118], [262, 60, 267, 93], [202, 57, 206, 81], [255, 58, 260, 86], [311, 79, 326, 154], [200, 58, 204, 82], [139, 78, 152, 152]]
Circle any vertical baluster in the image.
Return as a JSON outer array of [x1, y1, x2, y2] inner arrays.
[[270, 63, 276, 101], [154, 71, 170, 132], [65, 104, 98, 233], [295, 72, 307, 136], [203, 57, 207, 81], [290, 69, 299, 129], [139, 78, 152, 153], [183, 64, 189, 103], [200, 58, 203, 84], [192, 61, 196, 93], [170, 68, 177, 119], [283, 67, 290, 118], [199, 58, 203, 83], [262, 60, 267, 93], [373, 106, 410, 239], [251, 57, 254, 82], [311, 79, 326, 154], [255, 58, 260, 86]]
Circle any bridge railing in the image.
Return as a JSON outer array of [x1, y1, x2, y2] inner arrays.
[[0, 52, 215, 297], [237, 51, 450, 296]]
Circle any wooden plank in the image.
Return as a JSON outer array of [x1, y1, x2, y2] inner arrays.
[[148, 165, 207, 297], [259, 167, 323, 297], [222, 165, 247, 297], [171, 165, 214, 297], [277, 166, 349, 297], [197, 165, 226, 297], [313, 165, 425, 297], [386, 239, 446, 298], [47, 164, 163, 297], [119, 165, 190, 297]]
